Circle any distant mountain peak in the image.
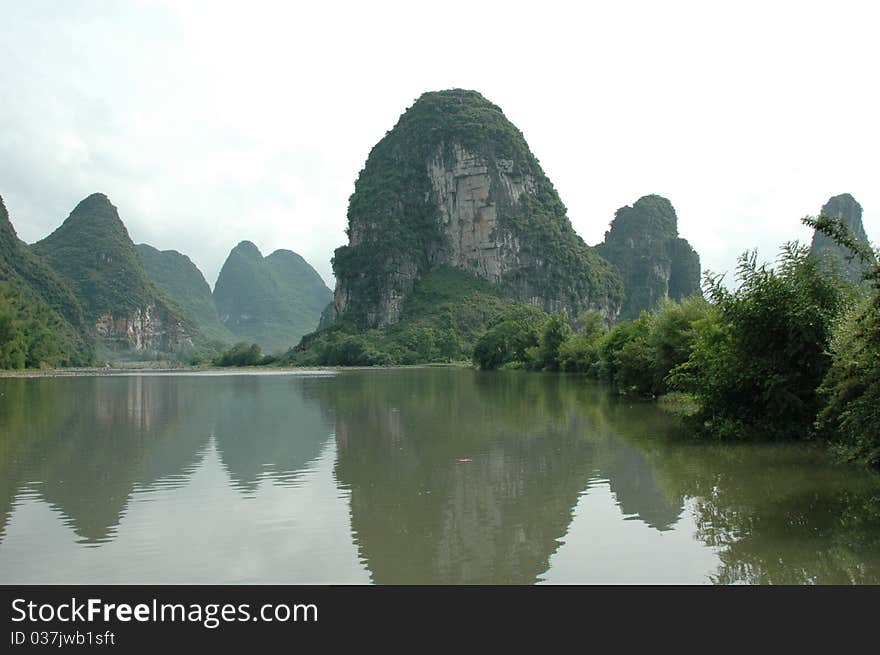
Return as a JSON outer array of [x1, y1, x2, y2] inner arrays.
[[597, 194, 701, 319], [59, 192, 129, 238], [70, 192, 115, 215], [214, 242, 331, 353], [820, 194, 866, 236], [810, 193, 871, 283], [604, 195, 679, 241], [32, 195, 199, 352], [231, 240, 263, 258]]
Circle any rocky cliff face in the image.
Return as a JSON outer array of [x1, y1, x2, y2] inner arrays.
[[426, 143, 534, 284], [94, 303, 189, 352], [597, 195, 701, 319], [33, 193, 195, 353], [333, 89, 623, 328], [810, 193, 873, 283]]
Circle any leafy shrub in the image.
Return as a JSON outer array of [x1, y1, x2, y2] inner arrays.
[[816, 296, 880, 464], [804, 214, 880, 465], [0, 283, 87, 369], [536, 311, 574, 371], [673, 244, 842, 440], [594, 313, 655, 394], [472, 304, 548, 370], [648, 296, 710, 392], [214, 342, 265, 367], [559, 311, 607, 372]]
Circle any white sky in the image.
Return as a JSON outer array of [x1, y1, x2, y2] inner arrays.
[[2, 0, 878, 290]]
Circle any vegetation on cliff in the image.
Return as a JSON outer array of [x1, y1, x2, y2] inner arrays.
[[213, 241, 331, 354], [2, 193, 331, 366], [597, 195, 701, 319], [0, 195, 93, 366], [33, 194, 178, 325], [137, 243, 234, 345], [809, 193, 874, 284], [0, 283, 91, 368], [286, 267, 514, 366], [333, 89, 623, 327], [28, 193, 207, 358]]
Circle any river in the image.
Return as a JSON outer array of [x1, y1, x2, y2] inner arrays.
[[1, 368, 878, 584]]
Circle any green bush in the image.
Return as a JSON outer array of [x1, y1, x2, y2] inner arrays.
[[804, 214, 880, 465], [815, 296, 880, 464], [594, 313, 655, 394], [536, 311, 574, 371], [214, 342, 264, 367], [559, 311, 607, 372], [648, 296, 710, 392], [0, 283, 83, 369], [673, 244, 842, 440], [472, 304, 548, 370]]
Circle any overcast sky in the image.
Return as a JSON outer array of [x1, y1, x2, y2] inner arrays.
[[2, 0, 878, 290]]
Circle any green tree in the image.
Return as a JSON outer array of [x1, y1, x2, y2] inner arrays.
[[537, 311, 574, 371], [0, 309, 26, 369], [0, 284, 74, 369], [804, 214, 880, 465], [436, 328, 463, 361], [608, 313, 655, 394], [674, 244, 842, 440], [214, 342, 264, 367], [559, 310, 607, 372], [472, 304, 548, 370], [648, 296, 710, 393]]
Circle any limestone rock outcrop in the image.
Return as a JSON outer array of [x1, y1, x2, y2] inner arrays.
[[810, 193, 873, 283], [332, 89, 623, 328], [33, 193, 196, 353], [597, 195, 701, 319]]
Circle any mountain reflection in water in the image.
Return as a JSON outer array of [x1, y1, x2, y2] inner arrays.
[[0, 368, 878, 584]]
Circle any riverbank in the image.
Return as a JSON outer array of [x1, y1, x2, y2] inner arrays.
[[0, 360, 475, 378]]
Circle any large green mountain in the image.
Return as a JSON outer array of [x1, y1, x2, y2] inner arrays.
[[597, 195, 701, 319], [0, 194, 93, 367], [213, 241, 332, 353], [332, 89, 624, 329], [32, 193, 198, 354], [810, 193, 874, 284], [136, 244, 234, 345]]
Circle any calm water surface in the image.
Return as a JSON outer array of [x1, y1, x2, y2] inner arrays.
[[1, 368, 878, 584]]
